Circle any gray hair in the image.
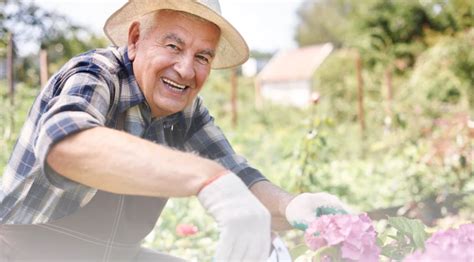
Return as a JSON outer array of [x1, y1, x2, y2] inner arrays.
[[137, 9, 218, 40]]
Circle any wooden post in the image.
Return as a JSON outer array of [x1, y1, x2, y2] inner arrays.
[[230, 68, 238, 128], [254, 77, 263, 110], [355, 50, 365, 134], [7, 32, 14, 105], [39, 49, 49, 88]]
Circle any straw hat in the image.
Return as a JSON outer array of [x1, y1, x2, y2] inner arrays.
[[103, 0, 249, 69]]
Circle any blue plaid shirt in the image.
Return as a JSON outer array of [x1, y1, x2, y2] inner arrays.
[[0, 46, 266, 224]]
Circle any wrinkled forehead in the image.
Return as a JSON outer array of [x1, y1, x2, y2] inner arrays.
[[143, 9, 221, 35]]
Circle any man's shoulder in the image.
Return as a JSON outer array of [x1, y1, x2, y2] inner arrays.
[[65, 46, 125, 75]]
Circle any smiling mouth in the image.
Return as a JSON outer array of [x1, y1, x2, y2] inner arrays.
[[162, 78, 189, 92]]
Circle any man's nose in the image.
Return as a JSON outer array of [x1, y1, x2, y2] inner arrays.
[[174, 54, 195, 80]]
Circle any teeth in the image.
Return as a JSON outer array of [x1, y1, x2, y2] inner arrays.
[[163, 78, 187, 90]]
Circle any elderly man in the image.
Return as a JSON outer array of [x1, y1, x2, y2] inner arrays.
[[0, 0, 348, 261]]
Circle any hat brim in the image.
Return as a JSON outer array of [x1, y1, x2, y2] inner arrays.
[[103, 0, 249, 69]]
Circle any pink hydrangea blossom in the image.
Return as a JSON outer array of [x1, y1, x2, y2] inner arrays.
[[175, 223, 198, 237], [304, 213, 380, 262], [404, 223, 474, 262]]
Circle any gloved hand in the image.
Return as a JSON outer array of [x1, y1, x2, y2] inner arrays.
[[285, 192, 349, 231], [197, 172, 271, 261]]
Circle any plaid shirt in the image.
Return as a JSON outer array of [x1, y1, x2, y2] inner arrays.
[[0, 46, 266, 224]]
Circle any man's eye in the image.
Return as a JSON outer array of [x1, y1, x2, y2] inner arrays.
[[197, 55, 210, 65], [166, 44, 180, 51]]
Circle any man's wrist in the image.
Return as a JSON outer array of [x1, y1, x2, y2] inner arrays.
[[197, 169, 231, 194], [280, 194, 295, 219]]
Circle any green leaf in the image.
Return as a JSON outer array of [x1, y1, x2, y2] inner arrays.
[[381, 245, 398, 260], [291, 221, 308, 231], [315, 207, 348, 217], [395, 231, 407, 243], [290, 244, 309, 260], [381, 245, 406, 261], [312, 246, 341, 262], [388, 216, 428, 249], [376, 236, 384, 247]]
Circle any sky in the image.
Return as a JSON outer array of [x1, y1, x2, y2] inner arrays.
[[33, 0, 306, 53]]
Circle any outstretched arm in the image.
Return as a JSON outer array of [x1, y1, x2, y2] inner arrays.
[[47, 126, 226, 197], [250, 181, 295, 231]]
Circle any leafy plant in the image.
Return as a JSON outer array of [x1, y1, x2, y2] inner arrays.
[[379, 217, 428, 260], [292, 215, 431, 262]]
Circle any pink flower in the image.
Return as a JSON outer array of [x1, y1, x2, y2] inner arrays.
[[304, 213, 380, 262], [404, 223, 474, 262], [175, 223, 199, 237]]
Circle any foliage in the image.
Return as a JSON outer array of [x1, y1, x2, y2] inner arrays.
[[407, 29, 474, 115], [1, 0, 71, 52], [380, 217, 428, 259], [0, 81, 38, 169], [0, 0, 108, 86], [356, 1, 438, 64], [291, 26, 473, 212], [296, 0, 474, 75], [295, 0, 360, 48], [199, 70, 309, 186], [16, 33, 109, 87], [145, 198, 218, 261]]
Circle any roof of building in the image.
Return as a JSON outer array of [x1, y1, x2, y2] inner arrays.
[[257, 43, 334, 83]]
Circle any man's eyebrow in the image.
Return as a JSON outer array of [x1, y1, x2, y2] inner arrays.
[[199, 49, 216, 58], [162, 32, 216, 58], [162, 33, 185, 46]]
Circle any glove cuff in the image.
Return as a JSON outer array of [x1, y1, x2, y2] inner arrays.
[[197, 172, 249, 210], [197, 170, 231, 194]]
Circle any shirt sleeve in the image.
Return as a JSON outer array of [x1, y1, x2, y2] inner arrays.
[[34, 69, 113, 190], [183, 97, 268, 188]]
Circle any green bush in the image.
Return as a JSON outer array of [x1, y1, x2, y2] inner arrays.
[[407, 29, 474, 116], [0, 82, 38, 169]]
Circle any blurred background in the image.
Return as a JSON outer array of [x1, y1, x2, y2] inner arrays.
[[1, 0, 473, 260]]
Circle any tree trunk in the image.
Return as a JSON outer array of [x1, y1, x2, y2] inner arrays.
[[40, 49, 49, 88]]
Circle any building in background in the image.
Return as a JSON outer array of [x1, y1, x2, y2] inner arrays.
[[255, 43, 333, 108]]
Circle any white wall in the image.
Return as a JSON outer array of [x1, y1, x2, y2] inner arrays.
[[242, 58, 258, 77], [260, 80, 312, 107]]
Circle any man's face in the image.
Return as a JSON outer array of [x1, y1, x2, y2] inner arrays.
[[128, 11, 221, 118]]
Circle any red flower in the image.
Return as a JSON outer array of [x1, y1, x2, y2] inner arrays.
[[176, 223, 199, 237]]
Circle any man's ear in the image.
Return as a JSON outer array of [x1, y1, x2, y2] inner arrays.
[[127, 21, 141, 61]]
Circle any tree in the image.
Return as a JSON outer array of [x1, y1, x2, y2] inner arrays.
[[1, 0, 66, 53], [294, 0, 362, 48], [0, 0, 108, 85], [295, 0, 473, 66]]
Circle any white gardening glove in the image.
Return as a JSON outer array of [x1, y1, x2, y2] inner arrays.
[[197, 172, 271, 261], [285, 192, 349, 231]]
